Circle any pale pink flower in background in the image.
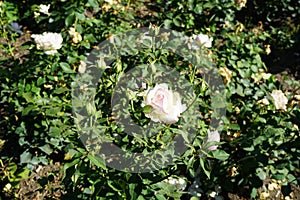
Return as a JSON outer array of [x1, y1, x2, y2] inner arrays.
[[257, 98, 270, 106], [143, 83, 186, 124], [31, 32, 63, 55], [78, 61, 86, 73], [39, 4, 50, 16], [194, 33, 213, 48], [206, 130, 220, 151], [270, 90, 288, 111], [68, 27, 82, 44]]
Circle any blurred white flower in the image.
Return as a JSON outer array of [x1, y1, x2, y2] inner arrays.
[[265, 44, 271, 55], [258, 98, 270, 106], [78, 61, 86, 73], [236, 0, 247, 8], [34, 11, 40, 18], [39, 4, 50, 16], [80, 84, 89, 92], [209, 191, 217, 198], [3, 183, 12, 192], [141, 82, 147, 89], [31, 32, 63, 55], [223, 21, 232, 29], [164, 176, 187, 191], [206, 130, 220, 151], [268, 182, 280, 191], [68, 27, 82, 44], [104, 0, 114, 4], [142, 83, 186, 124], [294, 94, 300, 101], [252, 71, 272, 83], [194, 33, 213, 48], [261, 72, 272, 80], [270, 90, 288, 111]]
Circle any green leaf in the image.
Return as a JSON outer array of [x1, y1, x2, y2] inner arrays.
[[173, 16, 182, 27], [22, 105, 36, 116], [62, 158, 81, 180], [49, 126, 61, 137], [37, 77, 46, 86], [200, 157, 210, 178], [107, 180, 122, 192], [212, 150, 229, 161], [84, 34, 97, 43], [20, 151, 32, 164], [75, 12, 85, 20], [39, 144, 53, 155], [87, 153, 107, 170], [129, 183, 138, 200], [256, 168, 266, 180], [250, 188, 257, 198], [53, 87, 69, 94], [163, 19, 173, 29], [256, 117, 266, 123], [243, 146, 255, 151], [45, 107, 61, 117], [143, 105, 153, 113], [229, 123, 240, 130], [287, 174, 297, 184], [23, 92, 34, 103], [65, 13, 75, 27], [137, 195, 146, 200], [60, 62, 75, 73], [236, 85, 244, 96], [87, 0, 99, 8], [16, 168, 30, 179], [155, 194, 167, 200]]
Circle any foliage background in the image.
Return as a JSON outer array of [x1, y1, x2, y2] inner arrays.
[[0, 0, 299, 199]]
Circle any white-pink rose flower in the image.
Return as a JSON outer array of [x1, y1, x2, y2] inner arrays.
[[31, 32, 63, 55], [143, 83, 186, 124]]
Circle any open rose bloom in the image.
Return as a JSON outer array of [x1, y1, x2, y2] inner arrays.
[[31, 32, 63, 55], [143, 83, 187, 124]]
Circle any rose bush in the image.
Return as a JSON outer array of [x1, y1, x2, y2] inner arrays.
[[0, 0, 299, 199], [142, 83, 187, 124]]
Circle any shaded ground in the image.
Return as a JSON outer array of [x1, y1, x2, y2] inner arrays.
[[264, 43, 300, 88]]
